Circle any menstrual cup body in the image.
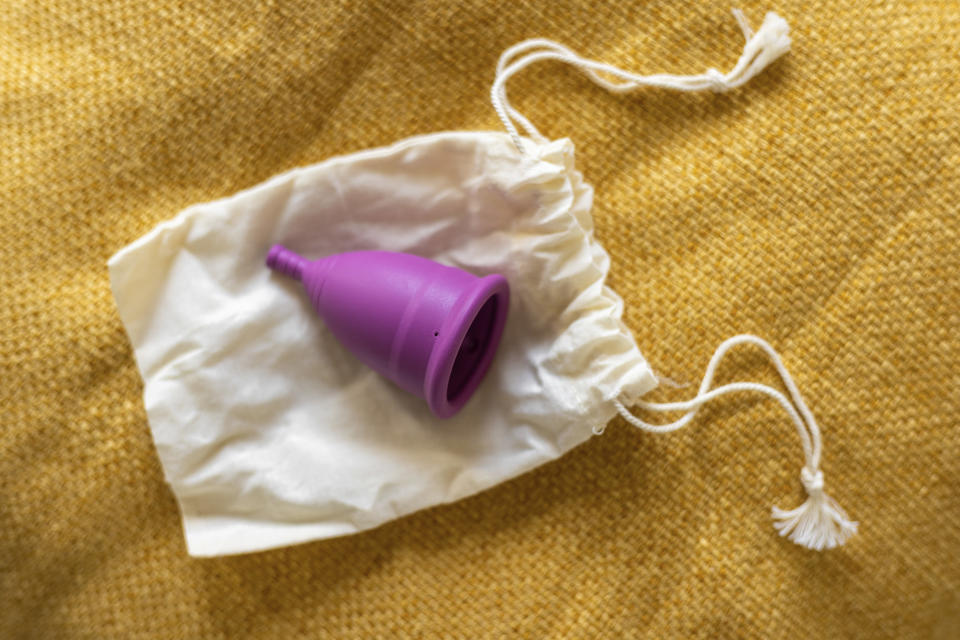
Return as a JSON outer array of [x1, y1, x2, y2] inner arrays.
[[267, 247, 509, 418]]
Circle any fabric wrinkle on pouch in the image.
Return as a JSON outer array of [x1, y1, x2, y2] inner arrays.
[[108, 9, 856, 557]]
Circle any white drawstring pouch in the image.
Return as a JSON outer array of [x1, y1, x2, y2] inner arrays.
[[109, 10, 857, 557]]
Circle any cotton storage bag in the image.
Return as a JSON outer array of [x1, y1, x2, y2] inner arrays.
[[109, 9, 856, 557], [109, 132, 658, 556]]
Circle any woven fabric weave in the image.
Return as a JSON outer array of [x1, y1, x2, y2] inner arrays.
[[2, 1, 958, 637]]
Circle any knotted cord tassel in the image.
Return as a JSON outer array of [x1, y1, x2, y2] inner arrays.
[[772, 468, 859, 550], [613, 335, 858, 551], [708, 10, 792, 91]]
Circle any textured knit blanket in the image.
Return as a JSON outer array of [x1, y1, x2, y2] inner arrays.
[[2, 1, 957, 637]]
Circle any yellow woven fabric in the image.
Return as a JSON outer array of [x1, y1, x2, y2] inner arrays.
[[3, 1, 958, 637]]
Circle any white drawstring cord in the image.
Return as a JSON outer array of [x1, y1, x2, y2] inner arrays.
[[611, 335, 858, 551], [490, 10, 851, 550], [491, 10, 791, 153]]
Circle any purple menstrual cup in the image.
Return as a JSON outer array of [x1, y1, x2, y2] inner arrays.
[[266, 245, 509, 418]]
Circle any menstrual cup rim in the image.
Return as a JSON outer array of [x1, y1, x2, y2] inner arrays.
[[424, 273, 509, 419]]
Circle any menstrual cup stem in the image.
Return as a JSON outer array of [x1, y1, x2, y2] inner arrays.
[[267, 245, 307, 280]]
